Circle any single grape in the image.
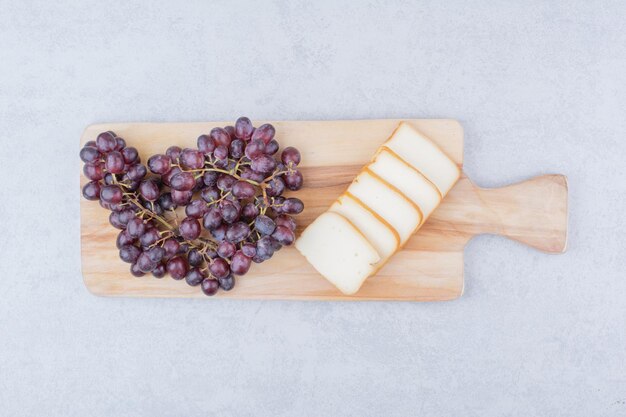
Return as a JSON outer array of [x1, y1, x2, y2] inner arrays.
[[185, 268, 207, 286], [214, 145, 228, 161], [96, 131, 117, 152], [241, 242, 257, 258], [211, 224, 228, 241], [105, 153, 125, 175], [201, 278, 219, 296], [146, 246, 165, 263], [127, 218, 146, 238], [139, 179, 160, 201], [270, 238, 282, 252], [85, 140, 96, 147], [82, 181, 101, 200], [241, 202, 259, 221], [185, 199, 209, 218], [188, 248, 204, 267], [137, 252, 157, 273], [147, 154, 171, 175], [162, 238, 180, 258], [218, 274, 235, 291], [217, 241, 236, 258], [254, 215, 276, 236], [226, 221, 251, 243], [83, 162, 105, 181], [158, 192, 177, 211], [166, 145, 182, 161], [200, 186, 220, 203], [127, 164, 147, 181], [232, 181, 256, 198], [170, 171, 196, 191], [210, 127, 232, 147], [219, 200, 241, 224], [203, 207, 223, 230], [202, 171, 218, 187], [217, 174, 237, 192], [275, 214, 297, 232], [282, 197, 304, 214], [265, 139, 279, 155], [281, 146, 301, 166], [251, 123, 275, 144], [109, 211, 125, 229], [255, 236, 275, 262], [229, 139, 245, 159], [100, 185, 123, 204], [251, 155, 277, 173], [266, 177, 285, 197], [119, 245, 141, 263], [130, 262, 145, 277], [197, 134, 216, 154], [284, 170, 303, 191], [152, 263, 166, 278], [80, 146, 101, 163], [231, 251, 252, 275], [244, 139, 265, 160], [180, 148, 205, 170], [122, 147, 139, 164], [179, 217, 201, 240], [166, 256, 189, 280], [100, 199, 123, 212], [235, 117, 253, 140], [115, 137, 126, 150], [117, 230, 135, 249], [209, 258, 230, 279], [139, 228, 161, 248], [271, 225, 295, 246], [103, 173, 115, 185]]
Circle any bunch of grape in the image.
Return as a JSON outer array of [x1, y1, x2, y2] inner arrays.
[[80, 117, 304, 296]]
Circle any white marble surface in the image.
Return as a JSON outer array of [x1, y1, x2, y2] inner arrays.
[[1, 1, 625, 416]]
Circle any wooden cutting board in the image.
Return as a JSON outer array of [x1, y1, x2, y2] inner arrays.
[[80, 119, 568, 301]]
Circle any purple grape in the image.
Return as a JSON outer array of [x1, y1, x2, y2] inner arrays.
[[82, 181, 101, 200], [166, 146, 182, 161], [229, 139, 245, 159], [184, 199, 207, 218], [179, 217, 201, 240], [115, 137, 126, 150], [147, 154, 171, 175], [275, 214, 296, 232], [161, 166, 181, 186], [127, 164, 147, 181], [266, 177, 285, 197], [170, 171, 196, 191], [232, 181, 257, 199], [163, 238, 180, 258], [139, 227, 160, 247], [209, 258, 230, 279], [203, 207, 222, 230], [127, 218, 146, 238], [137, 252, 157, 273], [251, 123, 275, 144], [80, 146, 101, 163], [282, 198, 304, 214], [218, 274, 235, 291], [240, 167, 265, 183], [201, 278, 219, 296], [197, 134, 216, 154], [217, 174, 237, 192], [241, 243, 257, 258], [167, 256, 189, 280], [281, 147, 301, 166], [122, 147, 139, 164], [226, 222, 251, 243], [96, 131, 117, 152], [254, 215, 276, 236], [188, 249, 204, 267], [211, 224, 228, 241], [217, 241, 236, 258], [130, 262, 145, 277], [117, 230, 135, 249], [230, 251, 251, 275], [109, 211, 125, 229], [214, 145, 228, 161], [202, 171, 218, 187], [241, 202, 259, 221], [284, 170, 303, 191], [251, 155, 277, 173], [100, 185, 123, 204], [265, 139, 279, 155], [180, 148, 205, 170], [224, 125, 235, 139], [235, 117, 253, 140], [119, 245, 141, 263], [185, 268, 207, 286], [139, 179, 160, 201], [83, 162, 105, 181], [158, 192, 177, 211], [210, 127, 232, 147], [271, 225, 295, 246], [245, 139, 265, 160], [200, 186, 220, 203], [152, 264, 166, 278]]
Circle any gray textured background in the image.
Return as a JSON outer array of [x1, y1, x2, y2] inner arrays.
[[1, 1, 625, 416]]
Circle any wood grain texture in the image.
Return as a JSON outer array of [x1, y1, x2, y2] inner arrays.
[[80, 119, 568, 301]]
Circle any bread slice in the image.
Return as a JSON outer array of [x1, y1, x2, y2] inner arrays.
[[330, 193, 399, 260], [369, 149, 441, 218], [383, 122, 460, 195], [346, 170, 423, 245], [295, 211, 380, 295]]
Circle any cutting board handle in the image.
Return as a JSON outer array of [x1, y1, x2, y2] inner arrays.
[[461, 174, 568, 253]]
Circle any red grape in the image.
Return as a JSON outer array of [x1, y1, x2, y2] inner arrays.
[[275, 214, 296, 231], [231, 251, 252, 275], [96, 131, 117, 152], [284, 170, 303, 191], [209, 258, 230, 279], [83, 161, 105, 181], [229, 139, 245, 159], [214, 145, 228, 161], [139, 227, 160, 247], [162, 238, 180, 258], [80, 146, 101, 163], [117, 230, 135, 249], [226, 222, 251, 243], [137, 252, 157, 273], [119, 245, 141, 263], [167, 256, 189, 280], [241, 243, 257, 258], [147, 154, 171, 175], [217, 241, 236, 258], [82, 181, 101, 200], [100, 185, 123, 204], [271, 225, 295, 246], [210, 127, 232, 147], [266, 177, 285, 197], [211, 224, 228, 241], [122, 147, 139, 164], [232, 181, 256, 198], [152, 264, 166, 278], [251, 123, 275, 144], [197, 134, 216, 154], [218, 274, 235, 291], [265, 139, 279, 155], [251, 155, 277, 173], [130, 262, 145, 277], [245, 139, 265, 159], [235, 117, 253, 140], [139, 179, 160, 201], [281, 147, 301, 166], [185, 199, 209, 218], [180, 148, 205, 170], [217, 174, 237, 192], [179, 217, 201, 240], [127, 218, 146, 238], [127, 163, 147, 181], [170, 171, 196, 191], [188, 249, 204, 266], [201, 278, 219, 296], [281, 198, 304, 214], [254, 215, 276, 236], [185, 268, 207, 286]]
